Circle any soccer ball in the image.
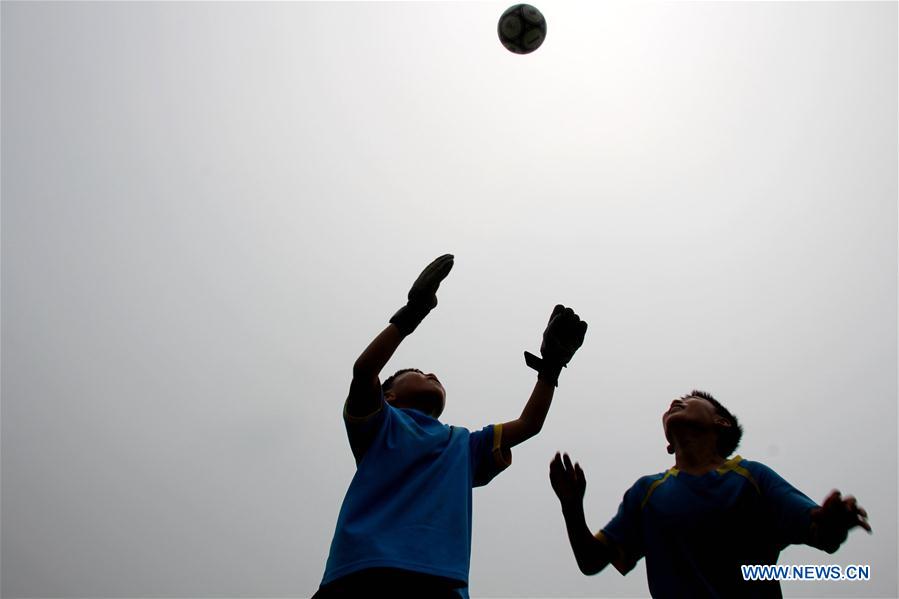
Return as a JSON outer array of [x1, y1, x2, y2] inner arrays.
[[498, 4, 547, 55]]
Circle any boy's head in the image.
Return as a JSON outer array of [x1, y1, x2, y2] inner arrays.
[[382, 368, 446, 418], [662, 390, 743, 458]]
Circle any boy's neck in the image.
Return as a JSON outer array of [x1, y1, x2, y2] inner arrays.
[[671, 432, 725, 475], [391, 402, 439, 419]]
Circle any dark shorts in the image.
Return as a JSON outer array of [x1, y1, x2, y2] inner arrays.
[[312, 568, 463, 598]]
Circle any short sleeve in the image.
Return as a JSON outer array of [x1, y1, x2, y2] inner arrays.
[[752, 462, 818, 547], [469, 424, 512, 487], [597, 479, 648, 575], [343, 389, 388, 465]]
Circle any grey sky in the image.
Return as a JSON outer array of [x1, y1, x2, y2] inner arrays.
[[2, 1, 896, 597]]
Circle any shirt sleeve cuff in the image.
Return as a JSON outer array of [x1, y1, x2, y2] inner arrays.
[[492, 423, 512, 469], [595, 530, 639, 575], [343, 398, 384, 423]]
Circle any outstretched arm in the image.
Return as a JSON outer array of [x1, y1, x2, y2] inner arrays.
[[550, 452, 613, 575], [807, 490, 872, 554], [346, 254, 454, 418], [348, 324, 405, 417], [502, 305, 587, 448], [501, 379, 555, 448]]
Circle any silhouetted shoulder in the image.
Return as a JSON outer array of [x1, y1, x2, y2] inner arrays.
[[738, 459, 789, 489], [635, 472, 669, 488], [738, 459, 777, 476]]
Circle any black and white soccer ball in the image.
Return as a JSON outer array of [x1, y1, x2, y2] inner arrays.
[[498, 4, 547, 55]]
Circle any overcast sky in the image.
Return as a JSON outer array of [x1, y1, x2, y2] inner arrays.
[[2, 1, 896, 598]]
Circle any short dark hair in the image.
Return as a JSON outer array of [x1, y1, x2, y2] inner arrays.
[[382, 368, 423, 394], [690, 389, 743, 457]]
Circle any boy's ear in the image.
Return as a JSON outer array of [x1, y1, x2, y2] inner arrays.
[[384, 390, 396, 403], [714, 417, 732, 428]]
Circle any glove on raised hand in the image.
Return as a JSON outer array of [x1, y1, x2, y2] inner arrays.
[[524, 304, 587, 387], [389, 254, 454, 336]]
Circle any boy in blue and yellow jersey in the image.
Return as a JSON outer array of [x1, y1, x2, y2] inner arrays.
[[550, 391, 871, 598], [314, 254, 587, 598]]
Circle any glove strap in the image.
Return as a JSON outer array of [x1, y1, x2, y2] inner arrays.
[[524, 351, 564, 387], [389, 303, 432, 336]]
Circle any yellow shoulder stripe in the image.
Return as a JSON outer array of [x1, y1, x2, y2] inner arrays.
[[716, 454, 759, 493], [640, 469, 677, 509], [639, 456, 758, 510]]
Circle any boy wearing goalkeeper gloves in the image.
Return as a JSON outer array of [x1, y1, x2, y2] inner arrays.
[[550, 391, 871, 598], [314, 254, 587, 598]]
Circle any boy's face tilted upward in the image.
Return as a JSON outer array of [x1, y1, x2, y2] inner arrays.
[[662, 395, 729, 443], [385, 370, 446, 418]]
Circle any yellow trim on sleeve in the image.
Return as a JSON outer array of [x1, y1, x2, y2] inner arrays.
[[594, 530, 613, 546], [492, 423, 512, 467], [594, 530, 637, 575]]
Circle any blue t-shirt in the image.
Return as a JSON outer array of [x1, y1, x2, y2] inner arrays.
[[597, 456, 818, 599], [321, 393, 511, 592]]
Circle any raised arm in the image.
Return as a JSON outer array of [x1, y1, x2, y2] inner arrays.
[[346, 254, 454, 417], [550, 452, 613, 575], [348, 324, 406, 417], [502, 305, 587, 448]]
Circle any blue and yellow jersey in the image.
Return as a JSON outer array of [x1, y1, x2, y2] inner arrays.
[[321, 391, 511, 596], [597, 456, 818, 598]]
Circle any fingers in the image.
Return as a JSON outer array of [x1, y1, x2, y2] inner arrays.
[[550, 452, 567, 486], [434, 254, 454, 278], [575, 462, 585, 483], [550, 452, 577, 476], [856, 514, 872, 533], [549, 304, 565, 323], [822, 490, 843, 510], [545, 306, 588, 358], [422, 254, 454, 280], [566, 316, 587, 348], [410, 254, 454, 303], [843, 495, 873, 533], [550, 451, 564, 474], [554, 306, 586, 328], [819, 491, 873, 535], [546, 305, 584, 333], [547, 305, 574, 330], [559, 307, 575, 329]]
